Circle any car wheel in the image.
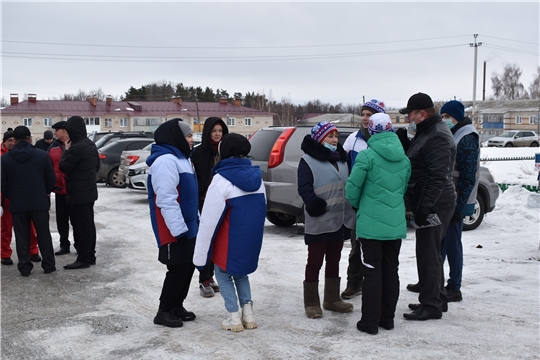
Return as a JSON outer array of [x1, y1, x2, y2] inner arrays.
[[463, 194, 485, 231], [108, 167, 127, 188], [266, 211, 296, 227], [530, 141, 538, 147], [504, 142, 513, 147]]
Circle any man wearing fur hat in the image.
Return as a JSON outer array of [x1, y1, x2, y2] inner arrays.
[[424, 100, 479, 302], [340, 98, 386, 300]]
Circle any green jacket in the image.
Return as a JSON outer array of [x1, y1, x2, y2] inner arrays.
[[345, 132, 411, 240]]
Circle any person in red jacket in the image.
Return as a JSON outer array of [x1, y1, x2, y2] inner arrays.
[[48, 121, 73, 255], [1, 129, 41, 265]]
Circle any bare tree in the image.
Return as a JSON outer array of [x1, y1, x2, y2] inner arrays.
[[491, 64, 529, 100], [529, 66, 540, 100], [0, 96, 9, 107]]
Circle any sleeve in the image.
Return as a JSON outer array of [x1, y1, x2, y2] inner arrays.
[[193, 176, 227, 267], [151, 156, 189, 237], [45, 156, 56, 193], [454, 133, 480, 214], [59, 146, 80, 175], [345, 151, 369, 210], [297, 158, 318, 207]]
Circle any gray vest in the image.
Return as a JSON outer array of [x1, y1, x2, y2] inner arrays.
[[302, 154, 355, 235], [453, 124, 480, 205]]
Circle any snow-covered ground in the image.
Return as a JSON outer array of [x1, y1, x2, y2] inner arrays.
[[1, 148, 539, 359]]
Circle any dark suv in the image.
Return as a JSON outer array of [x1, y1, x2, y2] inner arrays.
[[248, 126, 499, 231], [92, 131, 154, 149]]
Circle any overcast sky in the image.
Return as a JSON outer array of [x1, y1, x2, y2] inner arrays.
[[2, 1, 539, 109]]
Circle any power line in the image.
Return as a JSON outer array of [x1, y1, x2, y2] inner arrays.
[[480, 35, 539, 46]]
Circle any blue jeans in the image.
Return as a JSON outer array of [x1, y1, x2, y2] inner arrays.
[[441, 220, 464, 291], [214, 265, 252, 313]]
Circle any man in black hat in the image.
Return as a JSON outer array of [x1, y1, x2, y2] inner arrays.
[[1, 126, 56, 276], [35, 130, 54, 152], [398, 93, 456, 321]]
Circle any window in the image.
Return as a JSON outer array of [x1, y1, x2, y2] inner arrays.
[[104, 118, 112, 128], [134, 118, 161, 126], [395, 116, 400, 123], [515, 115, 522, 124], [84, 117, 100, 125], [245, 117, 252, 126], [120, 118, 128, 127], [43, 118, 52, 127], [529, 115, 537, 125], [227, 117, 236, 127], [23, 118, 32, 127]]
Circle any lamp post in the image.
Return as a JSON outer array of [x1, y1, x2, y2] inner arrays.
[[470, 34, 482, 122]]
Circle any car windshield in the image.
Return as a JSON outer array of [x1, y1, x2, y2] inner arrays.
[[95, 135, 113, 148], [498, 132, 517, 138]]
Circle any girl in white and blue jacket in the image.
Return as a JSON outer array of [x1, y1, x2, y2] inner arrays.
[[193, 133, 266, 333]]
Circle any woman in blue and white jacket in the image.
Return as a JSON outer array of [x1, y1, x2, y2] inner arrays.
[[147, 119, 199, 328], [193, 133, 266, 333]]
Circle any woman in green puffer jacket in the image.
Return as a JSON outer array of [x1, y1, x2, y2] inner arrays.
[[345, 113, 411, 335]]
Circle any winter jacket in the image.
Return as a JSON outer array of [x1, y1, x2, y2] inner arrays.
[[48, 139, 67, 195], [1, 141, 55, 213], [191, 117, 229, 211], [405, 113, 456, 215], [59, 117, 99, 205], [346, 132, 411, 240], [193, 157, 266, 276], [342, 128, 370, 171], [297, 135, 355, 244], [34, 138, 52, 152], [451, 118, 480, 216]]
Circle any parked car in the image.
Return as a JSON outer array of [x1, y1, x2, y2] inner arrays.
[[119, 142, 153, 181], [125, 162, 149, 191], [248, 126, 499, 231], [97, 138, 155, 188], [487, 130, 538, 147], [93, 131, 154, 149]]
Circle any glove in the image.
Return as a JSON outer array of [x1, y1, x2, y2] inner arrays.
[[305, 197, 327, 217], [450, 212, 463, 223], [414, 212, 430, 227], [396, 128, 410, 152]]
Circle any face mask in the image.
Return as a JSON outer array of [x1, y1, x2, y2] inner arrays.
[[323, 143, 337, 151], [407, 121, 417, 135], [443, 119, 454, 129]]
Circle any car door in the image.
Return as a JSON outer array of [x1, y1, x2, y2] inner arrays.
[[514, 132, 525, 147]]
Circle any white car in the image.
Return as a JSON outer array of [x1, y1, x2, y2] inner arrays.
[[125, 162, 149, 192], [487, 130, 538, 147]]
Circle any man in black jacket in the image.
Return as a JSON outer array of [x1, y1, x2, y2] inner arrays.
[[59, 116, 100, 269], [1, 126, 56, 276], [399, 93, 456, 321]]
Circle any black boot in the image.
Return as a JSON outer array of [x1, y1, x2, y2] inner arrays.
[[154, 309, 183, 328], [172, 307, 196, 321]]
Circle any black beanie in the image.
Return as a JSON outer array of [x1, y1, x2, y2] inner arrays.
[[218, 133, 251, 159], [3, 129, 14, 142], [44, 130, 54, 140]]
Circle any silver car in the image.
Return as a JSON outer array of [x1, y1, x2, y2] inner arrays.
[[125, 162, 149, 192], [249, 126, 499, 231], [487, 130, 538, 147]]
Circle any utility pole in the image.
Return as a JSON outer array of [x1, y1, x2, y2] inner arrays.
[[470, 34, 482, 123]]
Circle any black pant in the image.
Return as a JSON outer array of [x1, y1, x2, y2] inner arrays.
[[55, 194, 72, 249], [198, 260, 215, 283], [68, 202, 96, 264], [359, 238, 401, 326], [346, 236, 364, 289], [159, 262, 196, 312], [12, 211, 55, 275], [415, 205, 454, 313]]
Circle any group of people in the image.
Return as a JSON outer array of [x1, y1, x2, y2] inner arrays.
[[1, 116, 99, 276], [297, 93, 479, 335]]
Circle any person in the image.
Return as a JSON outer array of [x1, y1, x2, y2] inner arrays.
[[410, 100, 479, 303], [345, 113, 411, 335], [59, 116, 100, 269], [1, 128, 42, 265], [147, 119, 199, 328], [1, 126, 56, 276], [193, 133, 266, 332], [48, 120, 73, 255], [398, 93, 456, 321], [297, 121, 356, 319], [34, 130, 54, 151], [191, 117, 229, 298], [341, 98, 386, 300]]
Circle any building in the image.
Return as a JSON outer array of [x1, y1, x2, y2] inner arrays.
[[1, 94, 275, 141]]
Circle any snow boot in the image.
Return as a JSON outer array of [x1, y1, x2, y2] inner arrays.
[[322, 277, 354, 313], [241, 302, 257, 329], [303, 281, 322, 319], [222, 311, 244, 332]]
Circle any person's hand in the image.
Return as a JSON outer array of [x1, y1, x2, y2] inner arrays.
[[414, 212, 430, 227], [451, 212, 463, 223], [65, 139, 72, 150], [306, 197, 327, 217]]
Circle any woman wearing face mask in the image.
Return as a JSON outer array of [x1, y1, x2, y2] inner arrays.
[[297, 121, 356, 319]]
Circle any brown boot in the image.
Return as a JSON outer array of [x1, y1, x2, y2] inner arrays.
[[322, 277, 354, 313], [303, 281, 322, 318]]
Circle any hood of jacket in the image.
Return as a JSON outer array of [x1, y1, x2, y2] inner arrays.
[[7, 141, 34, 163], [146, 143, 186, 167], [65, 116, 87, 144], [200, 117, 228, 152], [300, 134, 347, 162], [153, 119, 192, 158], [213, 158, 262, 192], [367, 132, 406, 162]]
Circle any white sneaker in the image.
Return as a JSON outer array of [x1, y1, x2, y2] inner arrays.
[[241, 302, 257, 329], [199, 281, 215, 298], [221, 311, 244, 332]]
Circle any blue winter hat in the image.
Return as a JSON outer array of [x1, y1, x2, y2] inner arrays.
[[311, 121, 337, 143], [440, 100, 465, 122]]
